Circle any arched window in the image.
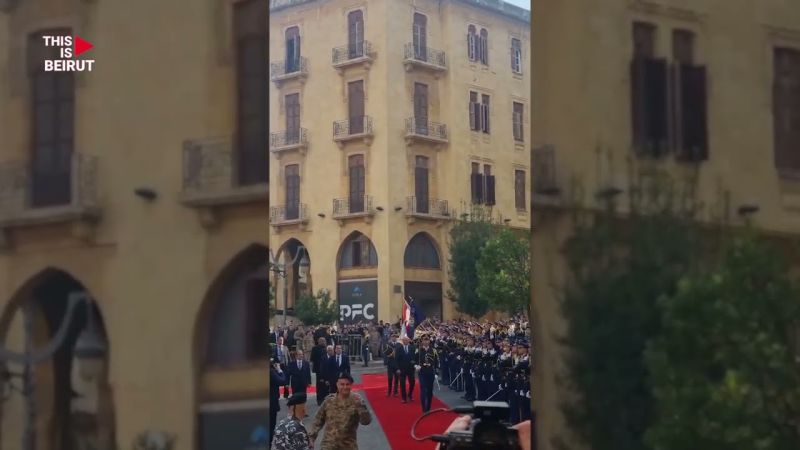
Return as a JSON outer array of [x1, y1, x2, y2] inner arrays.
[[285, 26, 301, 71], [404, 233, 440, 268], [339, 232, 378, 268], [467, 25, 477, 61]]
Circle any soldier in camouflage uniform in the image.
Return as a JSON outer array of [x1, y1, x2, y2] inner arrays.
[[271, 393, 312, 450], [309, 372, 372, 450]]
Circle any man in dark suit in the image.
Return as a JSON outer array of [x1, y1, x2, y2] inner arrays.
[[328, 344, 350, 393], [287, 349, 312, 395], [396, 336, 416, 403], [269, 353, 286, 447], [320, 346, 336, 398]]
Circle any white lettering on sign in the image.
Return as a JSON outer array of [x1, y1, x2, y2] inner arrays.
[[340, 303, 376, 321]]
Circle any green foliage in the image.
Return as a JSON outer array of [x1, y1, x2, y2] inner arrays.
[[447, 206, 496, 318], [476, 226, 531, 315], [295, 289, 339, 325], [269, 283, 276, 320], [560, 204, 703, 450], [645, 233, 800, 450]]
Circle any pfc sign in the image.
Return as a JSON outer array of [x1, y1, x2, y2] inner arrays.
[[337, 279, 378, 324]]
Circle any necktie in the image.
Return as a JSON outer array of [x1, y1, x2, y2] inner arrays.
[[337, 356, 341, 366], [405, 345, 408, 354], [298, 361, 301, 370]]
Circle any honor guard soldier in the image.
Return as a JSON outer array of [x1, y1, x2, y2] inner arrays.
[[271, 393, 312, 450], [415, 335, 439, 413], [384, 335, 399, 397]]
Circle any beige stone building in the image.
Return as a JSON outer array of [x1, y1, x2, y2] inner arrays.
[[533, 0, 800, 447], [269, 0, 531, 326], [0, 1, 268, 449]]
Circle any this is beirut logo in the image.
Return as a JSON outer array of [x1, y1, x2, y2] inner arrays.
[[42, 34, 94, 72]]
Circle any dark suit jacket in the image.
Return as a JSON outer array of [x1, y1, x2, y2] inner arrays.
[[287, 360, 312, 391], [331, 353, 350, 377], [321, 355, 336, 384], [396, 343, 416, 371], [270, 368, 286, 411]]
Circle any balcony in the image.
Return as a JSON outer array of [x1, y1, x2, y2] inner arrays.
[[270, 203, 309, 230], [332, 195, 375, 225], [405, 118, 448, 148], [332, 41, 374, 73], [406, 196, 450, 224], [403, 44, 447, 77], [333, 116, 374, 148], [270, 128, 308, 158], [532, 145, 562, 208], [270, 57, 308, 87], [181, 136, 268, 220], [0, 153, 101, 246]]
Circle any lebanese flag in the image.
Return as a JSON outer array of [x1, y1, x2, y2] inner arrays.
[[400, 299, 411, 338]]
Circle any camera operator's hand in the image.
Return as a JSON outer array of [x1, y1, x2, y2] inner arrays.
[[414, 365, 421, 371], [435, 415, 472, 450], [512, 420, 532, 450]]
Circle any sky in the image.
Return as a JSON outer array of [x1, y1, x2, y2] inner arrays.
[[504, 0, 530, 10]]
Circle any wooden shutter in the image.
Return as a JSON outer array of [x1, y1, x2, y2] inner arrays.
[[285, 165, 300, 219], [348, 10, 364, 58], [415, 156, 429, 213], [285, 93, 300, 143], [513, 102, 524, 141], [773, 48, 800, 173], [414, 83, 429, 133], [348, 80, 365, 134], [486, 175, 496, 206], [349, 155, 365, 212], [515, 170, 525, 210], [471, 163, 480, 203], [468, 26, 476, 61], [480, 29, 489, 65], [469, 91, 479, 131], [245, 279, 269, 360], [482, 94, 491, 133], [679, 65, 708, 161]]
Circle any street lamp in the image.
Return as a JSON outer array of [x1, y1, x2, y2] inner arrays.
[[269, 246, 309, 326], [0, 292, 107, 450]]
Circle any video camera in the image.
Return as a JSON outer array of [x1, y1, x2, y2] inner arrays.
[[437, 401, 521, 450]]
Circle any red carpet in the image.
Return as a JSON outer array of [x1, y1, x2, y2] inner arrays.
[[361, 373, 460, 450]]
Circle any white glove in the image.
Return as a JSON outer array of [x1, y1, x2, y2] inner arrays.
[[414, 365, 421, 371]]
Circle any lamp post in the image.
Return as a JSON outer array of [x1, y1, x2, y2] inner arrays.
[[269, 246, 309, 327], [0, 292, 108, 450]]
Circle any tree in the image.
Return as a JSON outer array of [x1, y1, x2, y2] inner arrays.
[[559, 201, 703, 450], [476, 226, 530, 314], [269, 283, 276, 320], [645, 233, 800, 450], [295, 289, 339, 325], [447, 206, 496, 318]]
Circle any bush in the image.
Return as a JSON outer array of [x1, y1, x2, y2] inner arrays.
[[295, 289, 339, 325]]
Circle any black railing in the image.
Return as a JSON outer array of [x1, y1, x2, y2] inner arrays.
[[333, 195, 372, 216], [270, 203, 307, 223], [333, 116, 373, 138], [532, 145, 560, 195], [404, 43, 447, 69], [407, 196, 449, 217], [270, 57, 308, 79], [405, 117, 448, 141], [332, 41, 373, 65], [270, 128, 308, 148]]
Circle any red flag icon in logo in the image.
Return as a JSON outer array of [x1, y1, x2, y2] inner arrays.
[[73, 36, 93, 57]]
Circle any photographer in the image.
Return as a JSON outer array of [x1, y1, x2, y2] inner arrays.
[[269, 353, 287, 447], [436, 416, 532, 450]]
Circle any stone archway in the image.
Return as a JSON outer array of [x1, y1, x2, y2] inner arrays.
[[403, 232, 444, 321], [274, 238, 311, 318], [0, 268, 114, 450]]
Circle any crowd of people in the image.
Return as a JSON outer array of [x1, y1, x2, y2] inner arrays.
[[268, 314, 532, 450]]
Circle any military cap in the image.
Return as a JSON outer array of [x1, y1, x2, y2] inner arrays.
[[287, 393, 307, 406], [337, 372, 354, 383]]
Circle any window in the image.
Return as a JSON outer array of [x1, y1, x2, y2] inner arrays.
[[468, 25, 477, 61], [630, 22, 668, 156], [414, 83, 429, 133], [513, 102, 524, 142], [285, 93, 300, 143], [285, 164, 300, 220], [413, 13, 427, 61], [511, 38, 522, 74], [774, 47, 800, 174], [415, 156, 429, 214], [515, 170, 526, 210], [348, 155, 365, 213], [469, 91, 490, 133], [348, 10, 364, 58], [340, 233, 378, 268], [671, 29, 707, 161], [285, 26, 301, 72], [404, 233, 441, 268], [479, 29, 489, 65], [28, 29, 74, 208], [348, 80, 365, 134], [235, 0, 268, 186], [470, 163, 495, 205]]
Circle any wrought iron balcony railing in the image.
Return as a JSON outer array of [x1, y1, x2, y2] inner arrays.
[[403, 43, 447, 71], [182, 136, 268, 205], [270, 57, 308, 81], [0, 153, 99, 224], [406, 196, 449, 218], [270, 128, 308, 152], [405, 118, 448, 142], [333, 116, 373, 140], [270, 203, 307, 224], [332, 41, 374, 66], [332, 195, 374, 217], [532, 145, 562, 201]]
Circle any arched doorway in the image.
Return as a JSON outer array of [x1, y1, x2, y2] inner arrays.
[[0, 269, 113, 450], [194, 244, 269, 450], [404, 232, 443, 321], [273, 238, 311, 322], [336, 231, 378, 324]]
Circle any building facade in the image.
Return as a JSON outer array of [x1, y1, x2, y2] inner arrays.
[[0, 1, 268, 449], [533, 0, 800, 447], [269, 0, 531, 326]]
